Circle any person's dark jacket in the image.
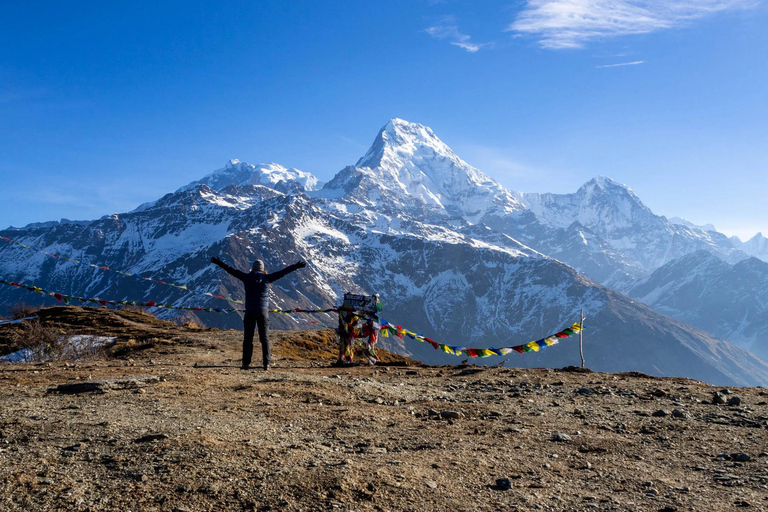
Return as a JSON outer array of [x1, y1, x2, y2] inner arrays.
[[211, 258, 305, 311]]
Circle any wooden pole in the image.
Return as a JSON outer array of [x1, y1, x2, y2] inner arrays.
[[579, 308, 585, 368]]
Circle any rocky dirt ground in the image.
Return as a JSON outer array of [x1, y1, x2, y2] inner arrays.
[[1, 307, 768, 511]]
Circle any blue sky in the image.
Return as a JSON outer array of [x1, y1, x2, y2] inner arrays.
[[1, 0, 767, 239]]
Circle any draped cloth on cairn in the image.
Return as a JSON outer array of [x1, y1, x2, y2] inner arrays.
[[336, 293, 382, 365]]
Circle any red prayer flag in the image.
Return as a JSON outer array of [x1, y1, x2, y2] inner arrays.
[[54, 293, 62, 303], [513, 346, 524, 354]]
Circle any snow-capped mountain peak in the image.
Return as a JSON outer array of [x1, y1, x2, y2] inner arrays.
[[578, 175, 644, 207], [322, 118, 524, 221], [668, 216, 717, 232], [356, 118, 459, 170], [523, 175, 656, 233], [178, 160, 322, 194], [745, 232, 767, 247], [740, 232, 768, 261]]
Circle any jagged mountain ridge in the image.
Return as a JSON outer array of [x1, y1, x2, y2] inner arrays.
[[1, 119, 767, 386], [629, 251, 768, 360], [513, 176, 748, 288], [314, 120, 749, 290]]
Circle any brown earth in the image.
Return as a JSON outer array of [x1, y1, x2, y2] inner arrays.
[[1, 307, 768, 511]]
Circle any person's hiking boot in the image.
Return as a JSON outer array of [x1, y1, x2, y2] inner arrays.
[[241, 364, 250, 370], [263, 364, 270, 371]]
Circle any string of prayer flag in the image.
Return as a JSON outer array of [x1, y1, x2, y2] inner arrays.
[[0, 278, 339, 318], [379, 319, 582, 358], [0, 279, 242, 313]]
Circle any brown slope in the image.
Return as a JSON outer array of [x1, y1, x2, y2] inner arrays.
[[0, 306, 414, 365]]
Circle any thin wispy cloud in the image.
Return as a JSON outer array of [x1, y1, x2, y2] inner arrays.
[[425, 16, 493, 52], [596, 60, 645, 68], [508, 0, 757, 49]]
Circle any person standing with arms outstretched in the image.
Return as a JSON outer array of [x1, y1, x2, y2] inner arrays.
[[211, 256, 306, 370]]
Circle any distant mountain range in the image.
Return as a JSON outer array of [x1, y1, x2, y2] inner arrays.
[[2, 118, 767, 386], [629, 251, 768, 361]]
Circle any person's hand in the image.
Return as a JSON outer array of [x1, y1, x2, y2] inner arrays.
[[296, 261, 307, 268]]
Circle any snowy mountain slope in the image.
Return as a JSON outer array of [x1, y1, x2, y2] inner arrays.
[[2, 118, 768, 386], [629, 251, 768, 360]]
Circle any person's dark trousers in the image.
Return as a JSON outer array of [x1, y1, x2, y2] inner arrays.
[[242, 310, 270, 369]]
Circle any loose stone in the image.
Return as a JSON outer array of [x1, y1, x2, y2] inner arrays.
[[712, 393, 727, 405]]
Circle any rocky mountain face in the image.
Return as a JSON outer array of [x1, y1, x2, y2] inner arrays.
[[1, 118, 767, 386], [629, 251, 768, 360]]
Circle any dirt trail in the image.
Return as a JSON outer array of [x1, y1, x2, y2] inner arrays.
[[1, 308, 768, 511]]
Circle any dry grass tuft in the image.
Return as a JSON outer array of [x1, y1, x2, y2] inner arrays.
[[119, 304, 156, 317], [10, 303, 39, 320]]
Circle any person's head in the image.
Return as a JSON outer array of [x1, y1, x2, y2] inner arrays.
[[251, 259, 265, 273]]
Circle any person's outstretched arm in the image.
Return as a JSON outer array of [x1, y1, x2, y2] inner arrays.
[[267, 261, 306, 283], [210, 256, 249, 281]]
